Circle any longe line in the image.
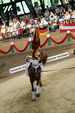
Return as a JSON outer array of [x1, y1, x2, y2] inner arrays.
[[41, 66, 75, 73]]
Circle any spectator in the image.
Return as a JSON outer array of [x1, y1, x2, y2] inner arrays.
[[62, 0, 68, 10], [55, 7, 60, 16], [34, 5, 40, 16], [44, 9, 50, 20], [64, 11, 70, 23], [62, 8, 66, 14], [39, 16, 48, 27], [24, 16, 30, 24], [71, 12, 75, 23], [49, 12, 55, 23], [30, 18, 35, 25], [68, 0, 74, 11]]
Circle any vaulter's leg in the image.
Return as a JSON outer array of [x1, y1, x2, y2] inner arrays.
[[32, 49, 36, 60], [35, 47, 40, 58]]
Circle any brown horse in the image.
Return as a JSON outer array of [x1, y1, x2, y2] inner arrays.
[[28, 52, 47, 100]]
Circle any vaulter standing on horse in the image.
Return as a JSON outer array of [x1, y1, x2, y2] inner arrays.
[[32, 25, 40, 59], [25, 25, 48, 100]]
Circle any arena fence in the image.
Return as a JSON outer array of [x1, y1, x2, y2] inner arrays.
[[0, 31, 75, 54]]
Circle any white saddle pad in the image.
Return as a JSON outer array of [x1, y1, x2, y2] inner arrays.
[[25, 59, 43, 76]]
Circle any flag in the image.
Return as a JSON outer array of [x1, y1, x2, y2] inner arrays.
[[40, 27, 49, 36], [59, 23, 75, 32]]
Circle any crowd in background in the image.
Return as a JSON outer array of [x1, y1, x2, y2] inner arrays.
[[0, 1, 75, 41]]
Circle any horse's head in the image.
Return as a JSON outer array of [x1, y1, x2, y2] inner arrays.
[[39, 51, 48, 65]]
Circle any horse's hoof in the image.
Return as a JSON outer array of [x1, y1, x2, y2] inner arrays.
[[32, 98, 36, 101], [36, 93, 40, 97]]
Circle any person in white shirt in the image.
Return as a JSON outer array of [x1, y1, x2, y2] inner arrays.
[[39, 16, 48, 27], [64, 11, 70, 23]]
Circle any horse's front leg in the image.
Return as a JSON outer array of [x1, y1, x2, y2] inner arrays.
[[39, 79, 42, 94], [33, 81, 36, 91], [36, 81, 40, 97], [30, 80, 35, 101]]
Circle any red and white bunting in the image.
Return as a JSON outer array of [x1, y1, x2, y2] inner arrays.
[[59, 23, 75, 32]]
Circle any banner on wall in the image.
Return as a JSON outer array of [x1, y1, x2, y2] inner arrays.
[[40, 27, 49, 35], [59, 23, 75, 32]]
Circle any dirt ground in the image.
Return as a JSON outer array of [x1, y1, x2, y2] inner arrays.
[[0, 55, 75, 113], [0, 31, 75, 113]]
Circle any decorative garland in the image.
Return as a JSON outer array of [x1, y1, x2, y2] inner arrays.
[[70, 33, 75, 39], [0, 45, 12, 54], [40, 38, 48, 48], [13, 42, 29, 52], [50, 33, 68, 44], [0, 31, 75, 54]]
